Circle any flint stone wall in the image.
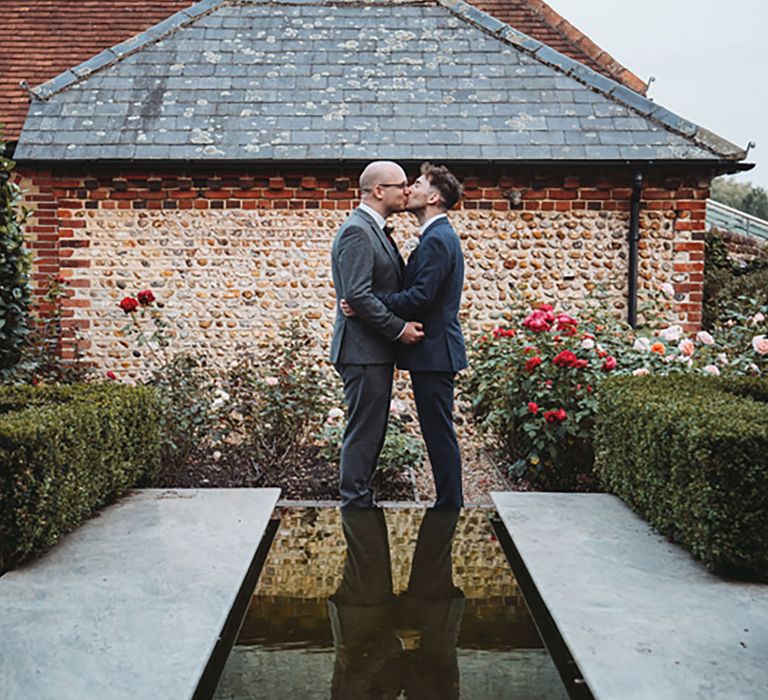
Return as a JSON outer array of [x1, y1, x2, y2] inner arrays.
[[18, 166, 709, 376]]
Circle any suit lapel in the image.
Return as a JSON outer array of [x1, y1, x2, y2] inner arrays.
[[354, 208, 404, 283]]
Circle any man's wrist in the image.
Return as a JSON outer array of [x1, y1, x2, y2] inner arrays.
[[395, 323, 406, 340]]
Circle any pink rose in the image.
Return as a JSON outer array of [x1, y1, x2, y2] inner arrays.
[[632, 367, 650, 376], [602, 355, 617, 371], [678, 339, 695, 357], [696, 331, 714, 346], [752, 335, 768, 355], [106, 371, 117, 381], [703, 364, 721, 376]]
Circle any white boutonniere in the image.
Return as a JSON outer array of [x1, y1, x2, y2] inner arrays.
[[404, 236, 420, 255]]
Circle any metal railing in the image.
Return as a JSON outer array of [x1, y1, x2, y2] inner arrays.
[[706, 199, 768, 242]]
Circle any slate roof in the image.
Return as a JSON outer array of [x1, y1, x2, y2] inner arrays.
[[0, 0, 645, 143], [15, 0, 746, 163]]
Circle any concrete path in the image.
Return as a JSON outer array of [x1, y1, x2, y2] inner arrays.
[[0, 488, 280, 700], [492, 492, 768, 700]]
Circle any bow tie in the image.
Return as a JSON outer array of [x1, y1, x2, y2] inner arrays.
[[383, 224, 395, 237]]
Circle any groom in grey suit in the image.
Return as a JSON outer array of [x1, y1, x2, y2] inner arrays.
[[330, 161, 424, 508]]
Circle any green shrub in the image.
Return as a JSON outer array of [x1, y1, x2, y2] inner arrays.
[[318, 408, 425, 480], [218, 319, 336, 480], [0, 142, 31, 372], [0, 382, 162, 572], [703, 230, 768, 329], [595, 375, 768, 580]]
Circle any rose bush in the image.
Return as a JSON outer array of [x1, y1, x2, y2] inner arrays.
[[117, 289, 218, 482], [462, 293, 767, 491]]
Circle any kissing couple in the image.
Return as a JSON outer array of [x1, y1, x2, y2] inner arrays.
[[330, 160, 467, 509]]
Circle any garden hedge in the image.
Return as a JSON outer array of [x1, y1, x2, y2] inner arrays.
[[0, 382, 162, 573], [595, 374, 768, 581]]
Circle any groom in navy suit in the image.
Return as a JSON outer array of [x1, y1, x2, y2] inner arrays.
[[343, 163, 466, 508]]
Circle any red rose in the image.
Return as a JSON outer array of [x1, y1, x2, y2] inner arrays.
[[54, 275, 66, 284], [528, 401, 539, 415], [119, 296, 139, 313], [106, 371, 117, 380], [137, 289, 155, 306], [525, 356, 543, 372], [602, 356, 617, 371], [543, 408, 567, 423], [553, 350, 579, 368], [523, 309, 553, 332]]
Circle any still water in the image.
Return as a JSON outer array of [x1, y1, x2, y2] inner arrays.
[[214, 506, 567, 699]]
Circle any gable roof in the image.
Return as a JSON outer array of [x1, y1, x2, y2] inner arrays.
[[0, 0, 644, 143], [14, 0, 745, 164]]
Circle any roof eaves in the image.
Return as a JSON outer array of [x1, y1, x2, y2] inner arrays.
[[435, 0, 747, 161], [31, 0, 230, 101]]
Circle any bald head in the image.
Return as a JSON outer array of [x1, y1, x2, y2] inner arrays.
[[359, 161, 406, 192]]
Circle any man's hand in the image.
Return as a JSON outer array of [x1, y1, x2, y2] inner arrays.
[[399, 321, 424, 345], [340, 299, 356, 317]]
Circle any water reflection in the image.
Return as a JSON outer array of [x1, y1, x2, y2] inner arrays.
[[213, 507, 568, 700], [330, 508, 463, 699]]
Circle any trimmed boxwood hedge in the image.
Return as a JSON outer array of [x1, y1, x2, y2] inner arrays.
[[0, 383, 162, 573], [595, 375, 768, 581]]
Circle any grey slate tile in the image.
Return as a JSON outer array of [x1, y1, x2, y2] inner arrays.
[[16, 0, 738, 163]]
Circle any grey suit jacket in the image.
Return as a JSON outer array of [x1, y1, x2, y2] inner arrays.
[[330, 208, 405, 365]]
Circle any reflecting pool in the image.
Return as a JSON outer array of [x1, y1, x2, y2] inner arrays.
[[214, 506, 567, 699]]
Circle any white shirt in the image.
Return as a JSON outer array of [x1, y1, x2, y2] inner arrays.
[[420, 212, 447, 235], [358, 202, 387, 232], [356, 203, 406, 339]]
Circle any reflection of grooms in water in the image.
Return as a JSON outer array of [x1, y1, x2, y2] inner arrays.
[[328, 508, 464, 699]]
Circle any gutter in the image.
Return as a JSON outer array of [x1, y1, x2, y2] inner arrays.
[[627, 171, 643, 328]]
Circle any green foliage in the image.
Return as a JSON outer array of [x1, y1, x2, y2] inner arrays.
[[595, 375, 768, 580], [218, 319, 336, 480], [0, 142, 31, 371], [4, 275, 91, 384], [711, 176, 768, 220], [318, 408, 425, 479], [703, 230, 768, 329], [0, 383, 162, 573]]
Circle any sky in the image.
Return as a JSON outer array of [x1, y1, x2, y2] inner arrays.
[[545, 0, 767, 189]]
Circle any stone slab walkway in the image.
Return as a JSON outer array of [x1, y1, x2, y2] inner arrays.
[[0, 488, 280, 700], [492, 492, 768, 700]]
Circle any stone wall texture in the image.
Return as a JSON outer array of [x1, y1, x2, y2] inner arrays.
[[18, 165, 710, 375], [255, 506, 520, 601]]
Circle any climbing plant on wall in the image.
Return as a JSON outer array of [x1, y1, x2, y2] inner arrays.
[[0, 139, 31, 372]]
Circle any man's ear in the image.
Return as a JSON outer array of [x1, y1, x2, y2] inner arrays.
[[427, 190, 442, 207]]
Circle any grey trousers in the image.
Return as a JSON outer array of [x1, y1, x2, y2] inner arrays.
[[335, 363, 394, 508]]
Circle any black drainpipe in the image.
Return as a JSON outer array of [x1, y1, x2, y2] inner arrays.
[[627, 171, 643, 328]]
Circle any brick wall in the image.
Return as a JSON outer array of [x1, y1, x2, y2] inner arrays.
[[17, 164, 710, 375]]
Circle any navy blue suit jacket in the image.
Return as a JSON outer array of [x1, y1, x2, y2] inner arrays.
[[379, 216, 467, 372]]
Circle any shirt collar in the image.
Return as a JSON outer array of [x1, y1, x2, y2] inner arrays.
[[358, 203, 387, 232], [420, 213, 447, 235]]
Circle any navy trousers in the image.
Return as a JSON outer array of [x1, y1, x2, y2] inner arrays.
[[410, 371, 463, 509]]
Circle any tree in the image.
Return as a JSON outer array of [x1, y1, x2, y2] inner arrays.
[[711, 176, 768, 220], [0, 138, 31, 372]]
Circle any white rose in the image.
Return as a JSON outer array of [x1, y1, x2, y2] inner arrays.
[[659, 325, 683, 342], [717, 353, 728, 366], [752, 312, 765, 325], [703, 364, 721, 376], [327, 407, 344, 421], [632, 367, 650, 376], [581, 338, 595, 350], [390, 399, 408, 415], [748, 363, 761, 375], [752, 335, 768, 355], [696, 331, 714, 345], [265, 376, 279, 387], [633, 337, 651, 352]]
